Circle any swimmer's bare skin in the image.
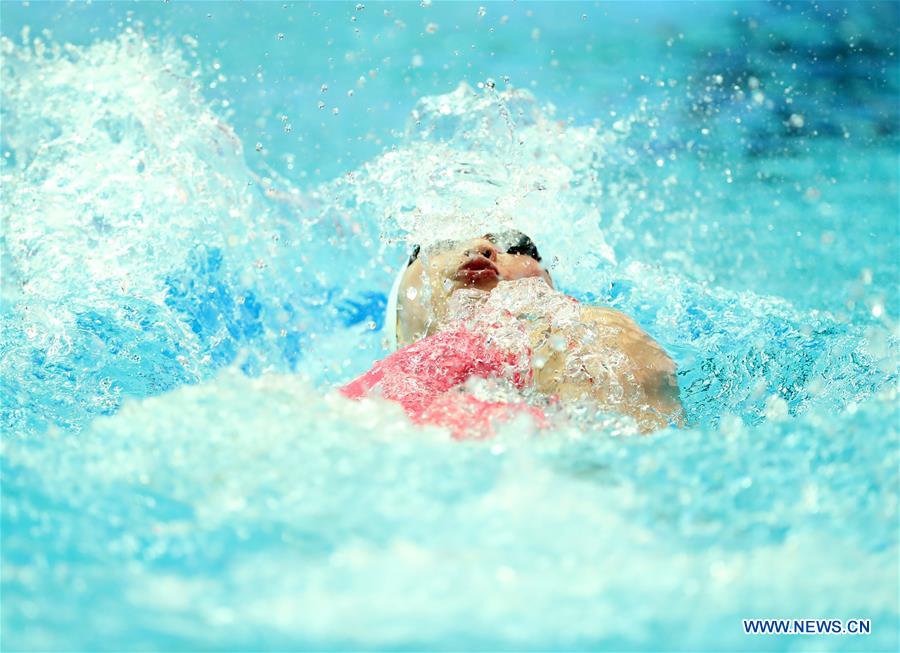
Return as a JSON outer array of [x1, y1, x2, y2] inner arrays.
[[530, 306, 684, 430], [395, 236, 685, 432]]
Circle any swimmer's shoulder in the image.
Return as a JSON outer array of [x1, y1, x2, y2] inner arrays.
[[579, 305, 684, 427], [578, 305, 654, 339], [578, 305, 675, 374], [579, 305, 640, 330]]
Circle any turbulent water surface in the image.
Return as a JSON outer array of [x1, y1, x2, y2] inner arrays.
[[1, 2, 898, 651]]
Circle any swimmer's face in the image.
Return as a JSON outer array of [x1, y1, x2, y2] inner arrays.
[[395, 232, 553, 346]]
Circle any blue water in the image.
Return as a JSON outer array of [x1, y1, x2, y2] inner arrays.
[[2, 1, 898, 650]]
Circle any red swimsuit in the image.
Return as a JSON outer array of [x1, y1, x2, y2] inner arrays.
[[340, 328, 546, 439]]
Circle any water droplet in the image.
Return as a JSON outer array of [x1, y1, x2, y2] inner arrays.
[[425, 22, 439, 34], [276, 32, 284, 40], [477, 6, 486, 17], [254, 142, 263, 152], [320, 83, 328, 93], [763, 395, 789, 421]]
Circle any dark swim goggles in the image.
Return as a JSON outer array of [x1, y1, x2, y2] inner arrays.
[[407, 230, 542, 266]]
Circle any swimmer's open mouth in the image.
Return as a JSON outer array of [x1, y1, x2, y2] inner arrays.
[[456, 258, 500, 282]]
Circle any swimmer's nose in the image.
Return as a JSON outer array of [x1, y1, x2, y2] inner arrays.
[[463, 239, 497, 262]]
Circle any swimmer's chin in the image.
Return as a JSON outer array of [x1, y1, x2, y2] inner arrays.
[[451, 275, 500, 293], [449, 273, 549, 295]]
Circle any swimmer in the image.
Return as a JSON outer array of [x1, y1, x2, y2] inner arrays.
[[343, 231, 684, 436]]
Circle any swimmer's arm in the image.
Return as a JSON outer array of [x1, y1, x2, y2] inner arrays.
[[580, 306, 685, 429]]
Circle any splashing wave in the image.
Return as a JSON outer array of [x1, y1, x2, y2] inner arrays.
[[2, 32, 897, 651]]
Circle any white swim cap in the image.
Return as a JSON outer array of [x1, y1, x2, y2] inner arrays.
[[384, 244, 420, 351], [383, 262, 408, 351]]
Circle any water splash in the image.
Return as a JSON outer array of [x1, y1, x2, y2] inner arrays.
[[3, 370, 897, 650], [325, 81, 621, 275], [1, 32, 350, 431], [1, 28, 898, 652]]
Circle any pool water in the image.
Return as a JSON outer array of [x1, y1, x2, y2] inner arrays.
[[2, 2, 898, 650]]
